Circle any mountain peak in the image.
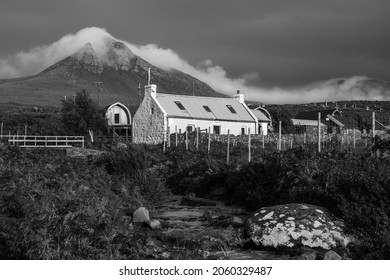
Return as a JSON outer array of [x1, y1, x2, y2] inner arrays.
[[71, 37, 136, 74]]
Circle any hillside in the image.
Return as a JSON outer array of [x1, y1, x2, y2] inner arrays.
[[0, 37, 222, 107]]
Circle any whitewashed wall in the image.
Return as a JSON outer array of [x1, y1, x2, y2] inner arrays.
[[167, 118, 257, 135]]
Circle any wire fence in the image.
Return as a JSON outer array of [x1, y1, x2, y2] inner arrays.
[[161, 112, 390, 162]]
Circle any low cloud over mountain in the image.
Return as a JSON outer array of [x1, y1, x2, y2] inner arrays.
[[0, 27, 389, 104]]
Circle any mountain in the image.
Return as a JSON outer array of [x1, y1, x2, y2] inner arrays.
[[301, 77, 390, 101], [0, 37, 221, 108]]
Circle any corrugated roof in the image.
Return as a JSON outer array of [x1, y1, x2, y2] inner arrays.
[[251, 109, 270, 122], [156, 93, 255, 122]]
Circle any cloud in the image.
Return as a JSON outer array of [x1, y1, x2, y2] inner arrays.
[[0, 27, 388, 104], [0, 27, 111, 79]]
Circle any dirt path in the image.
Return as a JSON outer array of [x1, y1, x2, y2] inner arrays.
[[151, 194, 292, 260]]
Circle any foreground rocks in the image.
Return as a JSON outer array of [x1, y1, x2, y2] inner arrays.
[[126, 198, 353, 259], [245, 203, 352, 252]]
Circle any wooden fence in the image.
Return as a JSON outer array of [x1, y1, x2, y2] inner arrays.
[[6, 135, 84, 148]]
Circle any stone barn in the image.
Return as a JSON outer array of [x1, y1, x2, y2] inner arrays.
[[104, 102, 132, 140]]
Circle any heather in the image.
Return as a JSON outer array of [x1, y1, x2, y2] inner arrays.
[[2, 139, 390, 259]]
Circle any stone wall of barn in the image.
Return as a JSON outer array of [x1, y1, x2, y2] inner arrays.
[[132, 85, 166, 144]]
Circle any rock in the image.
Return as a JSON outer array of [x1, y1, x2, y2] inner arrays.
[[116, 142, 128, 149], [203, 210, 220, 221], [132, 207, 150, 223], [148, 219, 162, 230], [182, 193, 217, 206], [297, 251, 318, 260], [245, 203, 352, 250], [230, 216, 244, 227], [324, 250, 342, 260], [295, 247, 318, 260]]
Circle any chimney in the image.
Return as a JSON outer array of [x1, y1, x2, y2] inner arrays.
[[145, 84, 157, 98], [234, 90, 245, 103]]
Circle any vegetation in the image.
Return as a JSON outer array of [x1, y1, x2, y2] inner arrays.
[[165, 145, 390, 259], [60, 90, 106, 136], [2, 100, 390, 259], [0, 145, 168, 259]]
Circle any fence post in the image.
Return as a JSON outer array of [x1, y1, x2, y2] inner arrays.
[[167, 126, 171, 148], [248, 128, 251, 163], [262, 132, 265, 149], [353, 128, 356, 150], [196, 127, 199, 151], [208, 127, 211, 154], [185, 130, 188, 151], [278, 121, 282, 151], [372, 111, 376, 139], [318, 112, 321, 152], [1, 122, 3, 139], [227, 130, 230, 164], [175, 126, 178, 147], [163, 131, 166, 153]]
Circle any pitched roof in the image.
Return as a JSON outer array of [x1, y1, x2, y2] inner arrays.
[[251, 109, 270, 122], [294, 109, 341, 120], [327, 114, 344, 127], [155, 93, 255, 122]]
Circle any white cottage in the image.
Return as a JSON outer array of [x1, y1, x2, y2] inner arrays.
[[104, 102, 132, 139], [132, 84, 258, 144]]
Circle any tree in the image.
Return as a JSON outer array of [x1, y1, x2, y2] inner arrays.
[[268, 107, 294, 133], [61, 90, 106, 135]]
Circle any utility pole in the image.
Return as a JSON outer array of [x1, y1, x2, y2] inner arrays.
[[95, 81, 103, 108]]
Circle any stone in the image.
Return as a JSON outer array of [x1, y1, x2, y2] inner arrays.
[[324, 250, 342, 260], [182, 193, 217, 206], [132, 207, 150, 223], [244, 203, 352, 250], [116, 142, 128, 149], [148, 219, 162, 230], [203, 210, 220, 221], [230, 216, 244, 227], [296, 248, 318, 260]]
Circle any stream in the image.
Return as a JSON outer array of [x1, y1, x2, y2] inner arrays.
[[150, 194, 292, 260]]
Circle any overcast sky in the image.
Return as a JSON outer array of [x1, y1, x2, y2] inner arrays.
[[1, 0, 390, 102]]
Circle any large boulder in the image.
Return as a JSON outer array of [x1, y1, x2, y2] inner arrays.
[[245, 203, 352, 250]]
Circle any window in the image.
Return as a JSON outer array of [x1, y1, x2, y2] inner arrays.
[[241, 127, 246, 135], [175, 101, 186, 110], [114, 113, 120, 124], [150, 107, 154, 115], [203, 105, 212, 112], [226, 105, 237, 114], [187, 125, 194, 132], [213, 125, 220, 135]]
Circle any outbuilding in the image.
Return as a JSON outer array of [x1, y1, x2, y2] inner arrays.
[[104, 102, 132, 140]]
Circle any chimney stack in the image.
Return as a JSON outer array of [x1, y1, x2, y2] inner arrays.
[[234, 90, 245, 103], [145, 84, 157, 98]]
